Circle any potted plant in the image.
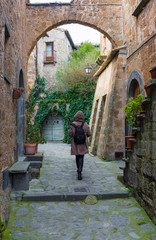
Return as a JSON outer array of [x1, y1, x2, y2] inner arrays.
[[124, 94, 143, 148], [13, 87, 24, 99], [24, 123, 46, 155]]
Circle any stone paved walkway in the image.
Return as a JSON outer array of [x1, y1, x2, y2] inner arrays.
[[3, 142, 156, 240], [26, 142, 127, 196]]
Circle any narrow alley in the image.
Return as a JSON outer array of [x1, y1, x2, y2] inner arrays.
[[3, 142, 156, 240]]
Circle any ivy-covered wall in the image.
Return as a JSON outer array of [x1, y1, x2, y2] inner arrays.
[[27, 76, 95, 143]]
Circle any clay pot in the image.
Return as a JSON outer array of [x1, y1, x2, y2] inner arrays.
[[144, 85, 151, 97], [13, 88, 24, 99], [125, 136, 135, 149], [140, 110, 146, 114], [149, 66, 156, 79], [24, 144, 36, 155]]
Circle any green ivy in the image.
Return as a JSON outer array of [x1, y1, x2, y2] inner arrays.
[[27, 76, 95, 143]]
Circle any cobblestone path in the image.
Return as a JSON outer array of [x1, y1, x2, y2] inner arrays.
[[2, 142, 156, 240]]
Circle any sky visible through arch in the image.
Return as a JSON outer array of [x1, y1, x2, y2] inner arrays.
[[29, 0, 101, 45]]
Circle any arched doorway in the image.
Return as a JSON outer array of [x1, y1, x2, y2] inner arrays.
[[125, 70, 144, 136], [16, 69, 25, 160], [42, 113, 64, 141]]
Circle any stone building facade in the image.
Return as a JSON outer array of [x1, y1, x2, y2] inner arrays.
[[0, 0, 28, 227], [27, 28, 75, 91], [89, 36, 126, 160], [89, 0, 155, 161], [0, 0, 156, 228]]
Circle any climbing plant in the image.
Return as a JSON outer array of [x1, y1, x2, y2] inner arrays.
[[27, 75, 95, 143], [27, 42, 99, 143]]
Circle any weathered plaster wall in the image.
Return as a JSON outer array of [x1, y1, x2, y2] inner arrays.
[[90, 50, 126, 160], [0, 0, 27, 224]]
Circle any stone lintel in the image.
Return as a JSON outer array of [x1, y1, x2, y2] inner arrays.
[[132, 0, 150, 17]]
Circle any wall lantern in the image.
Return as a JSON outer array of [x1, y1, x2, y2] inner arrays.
[[85, 64, 92, 74]]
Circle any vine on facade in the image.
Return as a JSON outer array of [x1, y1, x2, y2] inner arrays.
[[27, 76, 95, 143]]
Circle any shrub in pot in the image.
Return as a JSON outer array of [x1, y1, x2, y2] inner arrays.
[[124, 94, 143, 148], [24, 123, 46, 155]]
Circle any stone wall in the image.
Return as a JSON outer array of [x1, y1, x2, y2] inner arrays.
[[122, 0, 156, 224], [127, 84, 156, 224], [122, 0, 155, 57], [0, 0, 27, 225]]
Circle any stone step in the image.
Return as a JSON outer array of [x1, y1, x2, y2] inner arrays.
[[12, 192, 131, 202]]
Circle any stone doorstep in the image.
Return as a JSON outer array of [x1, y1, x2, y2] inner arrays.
[[29, 161, 42, 168], [25, 154, 43, 162], [21, 192, 130, 202]]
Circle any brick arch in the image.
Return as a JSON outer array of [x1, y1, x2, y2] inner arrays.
[[26, 1, 123, 56]]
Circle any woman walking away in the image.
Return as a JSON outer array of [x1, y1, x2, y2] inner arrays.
[[69, 111, 91, 180]]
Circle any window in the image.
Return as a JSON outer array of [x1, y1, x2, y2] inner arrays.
[[46, 42, 54, 61]]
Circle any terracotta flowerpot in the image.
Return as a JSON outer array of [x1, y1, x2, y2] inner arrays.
[[24, 143, 36, 155], [13, 88, 24, 99], [125, 136, 135, 149], [140, 110, 146, 114], [144, 85, 151, 97], [149, 66, 156, 80]]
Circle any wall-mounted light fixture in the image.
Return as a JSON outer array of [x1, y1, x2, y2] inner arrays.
[[85, 64, 92, 74]]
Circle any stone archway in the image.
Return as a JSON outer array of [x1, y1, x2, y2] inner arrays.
[[25, 0, 123, 57]]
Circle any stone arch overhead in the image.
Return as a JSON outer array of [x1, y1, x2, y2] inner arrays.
[[127, 70, 145, 101], [26, 1, 123, 56]]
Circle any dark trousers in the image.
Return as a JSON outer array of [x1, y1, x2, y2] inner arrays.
[[76, 155, 84, 173]]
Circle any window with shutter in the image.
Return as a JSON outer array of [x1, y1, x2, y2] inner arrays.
[[46, 42, 54, 61]]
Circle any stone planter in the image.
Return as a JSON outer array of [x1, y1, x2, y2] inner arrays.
[[134, 114, 140, 125], [13, 87, 24, 99], [125, 136, 136, 149], [24, 144, 36, 155], [144, 85, 151, 97], [149, 66, 156, 80]]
